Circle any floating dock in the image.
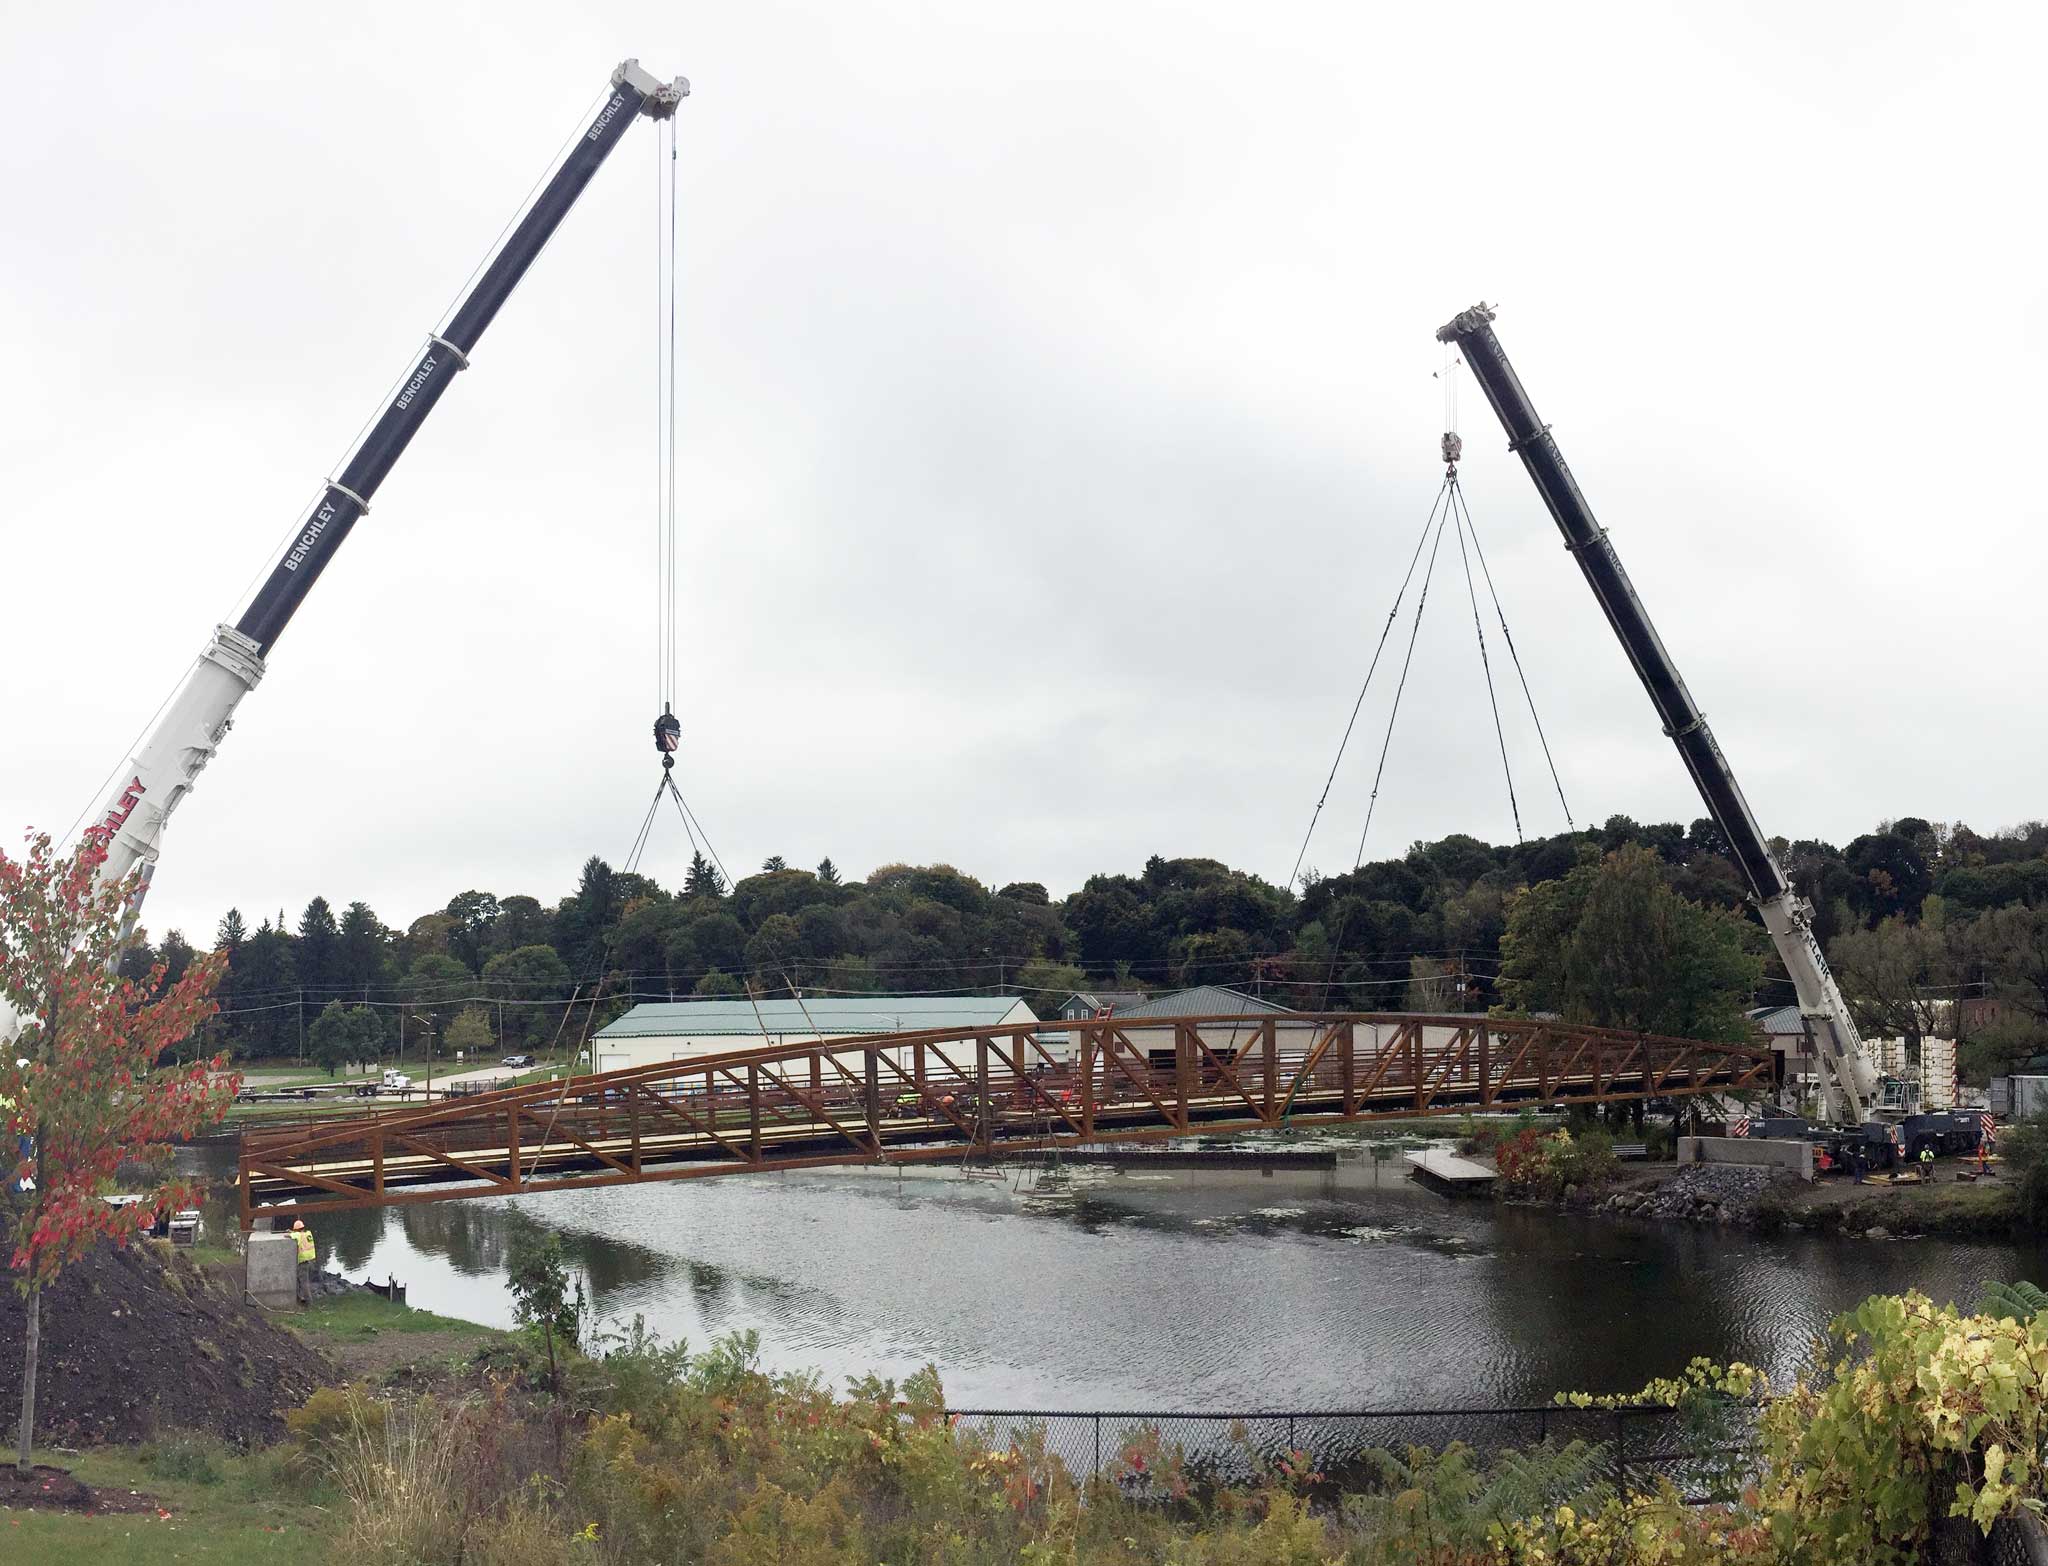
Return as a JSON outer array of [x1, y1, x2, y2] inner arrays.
[[1405, 1148, 1499, 1197]]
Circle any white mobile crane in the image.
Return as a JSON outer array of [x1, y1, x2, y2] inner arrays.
[[1435, 304, 1888, 1130], [2, 61, 687, 1044]]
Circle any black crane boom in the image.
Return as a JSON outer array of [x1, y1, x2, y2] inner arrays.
[[235, 60, 687, 655], [1437, 302, 1877, 1123], [1435, 304, 1785, 905]]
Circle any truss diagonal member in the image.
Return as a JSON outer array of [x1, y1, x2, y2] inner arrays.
[[245, 1159, 379, 1204], [1272, 1021, 1347, 1121], [1099, 1028, 1181, 1126], [630, 1083, 758, 1164], [754, 1064, 874, 1154], [386, 1131, 519, 1192], [517, 1105, 634, 1176], [1348, 1021, 1415, 1108], [1189, 1027, 1263, 1118]]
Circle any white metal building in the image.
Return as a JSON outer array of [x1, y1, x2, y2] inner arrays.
[[588, 995, 1039, 1073]]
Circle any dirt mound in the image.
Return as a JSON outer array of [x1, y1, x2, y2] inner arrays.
[[0, 1242, 335, 1446]]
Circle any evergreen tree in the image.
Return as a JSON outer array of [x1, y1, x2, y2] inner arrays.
[[338, 900, 392, 994], [157, 930, 196, 995], [296, 896, 341, 1035], [215, 908, 246, 952], [684, 851, 727, 899], [232, 919, 300, 1057], [816, 857, 841, 887], [761, 855, 787, 873], [554, 856, 621, 976]]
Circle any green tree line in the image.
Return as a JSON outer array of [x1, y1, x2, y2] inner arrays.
[[116, 814, 2048, 1074]]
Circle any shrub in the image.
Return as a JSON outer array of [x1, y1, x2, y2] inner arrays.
[[1756, 1291, 2048, 1558], [140, 1429, 225, 1485], [1495, 1127, 1618, 1199], [284, 1383, 386, 1476]]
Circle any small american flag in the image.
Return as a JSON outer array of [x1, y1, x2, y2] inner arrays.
[[1728, 1116, 1752, 1138], [1980, 1112, 1998, 1148]]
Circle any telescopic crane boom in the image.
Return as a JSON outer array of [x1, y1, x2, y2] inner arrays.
[[1435, 303, 1879, 1124], [53, 60, 686, 935]]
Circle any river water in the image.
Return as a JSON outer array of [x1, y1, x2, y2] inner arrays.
[[223, 1147, 2048, 1410]]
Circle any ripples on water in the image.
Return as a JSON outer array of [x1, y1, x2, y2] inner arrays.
[[278, 1154, 2048, 1409]]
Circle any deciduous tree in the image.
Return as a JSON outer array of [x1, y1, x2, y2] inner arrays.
[[1, 831, 237, 1475], [445, 1004, 495, 1060], [306, 1001, 381, 1077], [482, 944, 571, 1050], [1498, 844, 1763, 1041]]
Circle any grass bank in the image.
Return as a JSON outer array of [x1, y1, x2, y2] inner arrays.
[[8, 1442, 330, 1564], [1758, 1172, 2021, 1236]]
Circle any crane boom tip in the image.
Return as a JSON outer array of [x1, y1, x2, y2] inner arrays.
[[1436, 302, 1496, 343]]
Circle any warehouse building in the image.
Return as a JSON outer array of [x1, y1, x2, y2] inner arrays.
[[588, 994, 1039, 1073]]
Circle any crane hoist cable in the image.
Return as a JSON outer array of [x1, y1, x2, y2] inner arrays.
[[652, 110, 683, 770]]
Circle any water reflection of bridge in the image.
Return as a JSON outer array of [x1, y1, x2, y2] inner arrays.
[[239, 1012, 1771, 1223]]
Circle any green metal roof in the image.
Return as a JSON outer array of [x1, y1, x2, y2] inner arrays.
[[1113, 984, 1291, 1020], [595, 995, 1033, 1040]]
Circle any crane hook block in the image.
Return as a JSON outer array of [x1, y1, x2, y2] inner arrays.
[[654, 711, 681, 756], [1441, 431, 1463, 466]]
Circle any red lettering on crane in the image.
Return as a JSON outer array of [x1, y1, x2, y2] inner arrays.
[[83, 777, 146, 848]]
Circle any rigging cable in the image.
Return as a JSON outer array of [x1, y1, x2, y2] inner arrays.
[[1448, 479, 1575, 831], [1316, 493, 1455, 1009], [1348, 508, 1451, 874], [1450, 466, 1523, 841], [1284, 484, 1451, 896]]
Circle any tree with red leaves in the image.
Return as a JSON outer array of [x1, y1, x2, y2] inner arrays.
[[1, 830, 238, 1476]]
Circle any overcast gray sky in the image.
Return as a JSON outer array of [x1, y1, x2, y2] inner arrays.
[[3, 1, 2042, 947]]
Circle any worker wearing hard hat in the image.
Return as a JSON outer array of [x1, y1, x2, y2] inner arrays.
[[291, 1218, 316, 1305]]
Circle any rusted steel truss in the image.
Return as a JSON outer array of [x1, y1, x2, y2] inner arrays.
[[238, 1013, 1772, 1222]]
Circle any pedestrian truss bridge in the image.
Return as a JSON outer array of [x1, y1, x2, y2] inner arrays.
[[236, 1012, 1771, 1223]]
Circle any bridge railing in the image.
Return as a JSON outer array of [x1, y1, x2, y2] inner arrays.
[[239, 1013, 1772, 1220]]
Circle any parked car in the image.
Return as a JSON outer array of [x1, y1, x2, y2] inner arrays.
[[502, 1054, 537, 1069]]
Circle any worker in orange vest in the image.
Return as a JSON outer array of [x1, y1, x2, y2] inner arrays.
[[291, 1218, 316, 1305]]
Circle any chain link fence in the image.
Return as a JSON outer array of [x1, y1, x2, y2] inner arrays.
[[947, 1400, 1759, 1504]]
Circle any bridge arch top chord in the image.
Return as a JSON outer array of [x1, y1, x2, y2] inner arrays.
[[237, 1012, 1772, 1222]]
